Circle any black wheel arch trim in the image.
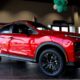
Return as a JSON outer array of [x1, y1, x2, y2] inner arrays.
[[35, 41, 68, 62]]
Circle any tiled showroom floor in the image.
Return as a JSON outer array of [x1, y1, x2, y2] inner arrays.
[[0, 57, 79, 79]]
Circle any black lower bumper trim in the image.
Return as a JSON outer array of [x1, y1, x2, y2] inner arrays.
[[67, 62, 80, 68]]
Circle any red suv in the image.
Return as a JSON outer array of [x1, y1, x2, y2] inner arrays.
[[0, 20, 80, 77]]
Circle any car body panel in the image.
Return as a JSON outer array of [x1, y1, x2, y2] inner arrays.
[[0, 20, 80, 63]]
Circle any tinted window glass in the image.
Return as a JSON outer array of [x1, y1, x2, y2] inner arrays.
[[0, 25, 11, 33], [12, 24, 29, 33], [12, 23, 37, 35]]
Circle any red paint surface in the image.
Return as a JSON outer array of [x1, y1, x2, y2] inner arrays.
[[0, 20, 80, 63]]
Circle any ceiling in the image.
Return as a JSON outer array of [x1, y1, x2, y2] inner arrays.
[[24, 0, 80, 6], [0, 0, 79, 7]]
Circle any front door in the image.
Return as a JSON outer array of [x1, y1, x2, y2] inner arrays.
[[9, 23, 36, 58]]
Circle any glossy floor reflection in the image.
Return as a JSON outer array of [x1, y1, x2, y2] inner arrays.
[[0, 57, 80, 79]]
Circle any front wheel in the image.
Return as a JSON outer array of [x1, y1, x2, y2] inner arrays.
[[39, 49, 65, 77]]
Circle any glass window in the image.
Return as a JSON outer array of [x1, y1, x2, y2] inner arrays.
[[12, 24, 29, 33], [69, 26, 75, 33], [78, 27, 80, 33], [52, 26, 60, 31], [0, 25, 12, 33], [12, 23, 37, 35], [62, 27, 68, 32]]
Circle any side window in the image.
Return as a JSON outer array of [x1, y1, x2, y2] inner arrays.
[[12, 23, 37, 35], [23, 26, 38, 35], [12, 24, 19, 33], [12, 24, 29, 34], [0, 25, 12, 34]]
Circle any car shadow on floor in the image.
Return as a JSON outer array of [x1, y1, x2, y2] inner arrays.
[[0, 59, 79, 79]]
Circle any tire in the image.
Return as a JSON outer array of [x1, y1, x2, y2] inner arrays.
[[38, 49, 65, 77]]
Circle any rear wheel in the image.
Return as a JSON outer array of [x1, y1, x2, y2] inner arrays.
[[39, 49, 65, 77]]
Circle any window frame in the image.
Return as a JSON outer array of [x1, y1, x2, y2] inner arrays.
[[12, 23, 38, 35]]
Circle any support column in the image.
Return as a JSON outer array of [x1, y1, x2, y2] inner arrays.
[[71, 6, 79, 33]]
